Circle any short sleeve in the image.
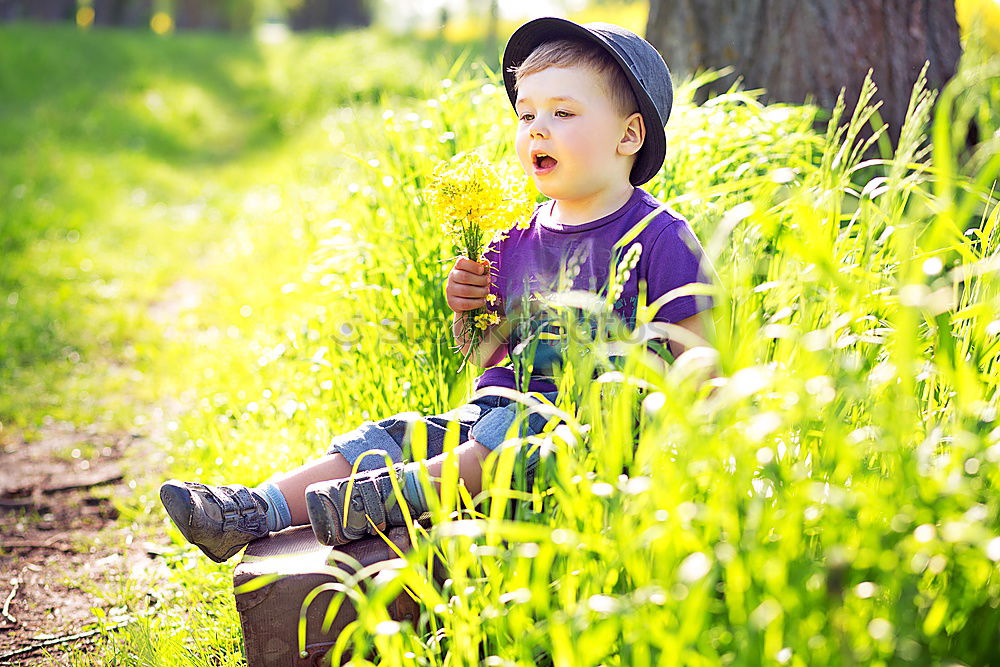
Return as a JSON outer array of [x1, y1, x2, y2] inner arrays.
[[641, 220, 715, 324]]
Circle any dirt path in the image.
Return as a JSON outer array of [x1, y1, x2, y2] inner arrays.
[[0, 421, 170, 665], [0, 280, 206, 665]]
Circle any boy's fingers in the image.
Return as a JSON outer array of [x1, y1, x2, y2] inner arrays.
[[449, 283, 488, 299], [450, 268, 490, 287], [455, 257, 487, 275], [451, 297, 487, 311], [463, 271, 491, 286]]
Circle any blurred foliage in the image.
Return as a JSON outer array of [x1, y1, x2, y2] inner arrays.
[[957, 0, 1000, 52], [0, 22, 460, 424], [4, 0, 998, 47], [1, 0, 372, 31], [426, 2, 646, 45]]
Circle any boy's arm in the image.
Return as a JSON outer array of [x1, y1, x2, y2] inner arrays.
[[446, 256, 509, 367], [659, 312, 708, 358], [607, 311, 717, 378]]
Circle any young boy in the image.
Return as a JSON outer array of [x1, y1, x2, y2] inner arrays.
[[159, 17, 715, 563]]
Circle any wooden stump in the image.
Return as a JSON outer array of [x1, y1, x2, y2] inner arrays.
[[233, 526, 418, 666]]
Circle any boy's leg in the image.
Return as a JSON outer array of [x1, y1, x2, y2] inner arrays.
[[421, 438, 493, 497], [306, 391, 561, 546], [268, 453, 355, 525], [160, 402, 489, 561], [414, 396, 553, 499], [305, 437, 493, 545]]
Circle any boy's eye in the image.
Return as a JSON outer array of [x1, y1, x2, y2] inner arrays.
[[518, 113, 534, 122], [555, 110, 573, 118]]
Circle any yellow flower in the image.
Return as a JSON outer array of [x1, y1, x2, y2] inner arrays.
[[426, 152, 534, 258], [471, 311, 502, 330], [428, 152, 526, 365]]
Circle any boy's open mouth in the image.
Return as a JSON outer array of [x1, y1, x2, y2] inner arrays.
[[533, 153, 557, 171]]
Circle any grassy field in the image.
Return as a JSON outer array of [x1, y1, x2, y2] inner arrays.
[[1, 12, 1000, 667]]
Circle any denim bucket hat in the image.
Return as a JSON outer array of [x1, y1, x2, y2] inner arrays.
[[501, 17, 673, 187]]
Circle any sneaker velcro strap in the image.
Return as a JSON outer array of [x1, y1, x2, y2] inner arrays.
[[340, 482, 367, 537], [358, 479, 387, 532], [214, 487, 242, 530], [231, 485, 261, 512], [217, 484, 262, 530]]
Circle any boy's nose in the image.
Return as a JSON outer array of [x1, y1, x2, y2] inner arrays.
[[529, 121, 548, 138]]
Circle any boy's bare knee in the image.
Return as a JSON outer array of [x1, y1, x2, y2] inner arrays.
[[463, 437, 492, 461]]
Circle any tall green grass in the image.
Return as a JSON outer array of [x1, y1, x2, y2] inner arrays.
[[250, 53, 1000, 667], [142, 44, 1000, 667]]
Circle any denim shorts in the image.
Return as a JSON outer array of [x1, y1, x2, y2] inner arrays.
[[326, 391, 560, 484]]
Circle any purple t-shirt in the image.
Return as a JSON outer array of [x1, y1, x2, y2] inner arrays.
[[475, 187, 715, 393]]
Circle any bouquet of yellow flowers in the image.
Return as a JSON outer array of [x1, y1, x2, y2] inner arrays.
[[426, 152, 534, 367]]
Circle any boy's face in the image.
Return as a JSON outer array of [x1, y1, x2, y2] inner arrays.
[[514, 65, 639, 207]]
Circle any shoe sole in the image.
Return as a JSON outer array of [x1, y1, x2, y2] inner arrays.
[[305, 489, 347, 547], [159, 481, 236, 563]]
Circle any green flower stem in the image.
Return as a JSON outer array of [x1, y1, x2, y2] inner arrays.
[[455, 219, 488, 370]]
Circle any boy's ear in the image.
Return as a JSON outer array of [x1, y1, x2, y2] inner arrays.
[[618, 112, 645, 157]]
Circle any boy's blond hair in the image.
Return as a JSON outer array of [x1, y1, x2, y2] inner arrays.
[[512, 38, 639, 118]]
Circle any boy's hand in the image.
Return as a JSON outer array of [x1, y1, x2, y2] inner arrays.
[[446, 257, 490, 313]]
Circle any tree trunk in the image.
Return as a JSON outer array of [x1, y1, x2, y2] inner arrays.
[[92, 0, 151, 27], [645, 0, 962, 143], [173, 0, 225, 30], [289, 0, 371, 31], [0, 0, 75, 22]]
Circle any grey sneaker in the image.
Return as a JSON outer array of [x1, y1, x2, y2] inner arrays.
[[305, 466, 417, 546], [159, 480, 270, 562]]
